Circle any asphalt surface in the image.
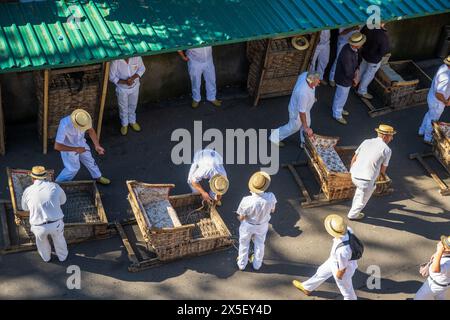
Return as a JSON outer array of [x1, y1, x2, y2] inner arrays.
[[0, 74, 449, 300]]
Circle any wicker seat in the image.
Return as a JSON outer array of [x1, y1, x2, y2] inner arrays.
[[433, 122, 450, 169]]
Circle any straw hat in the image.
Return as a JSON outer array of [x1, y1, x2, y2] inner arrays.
[[348, 32, 366, 47], [248, 171, 271, 194], [30, 166, 48, 180], [209, 174, 229, 195], [375, 124, 397, 135], [70, 109, 92, 132], [444, 55, 450, 66], [292, 35, 310, 51], [441, 235, 450, 250], [324, 214, 347, 238]]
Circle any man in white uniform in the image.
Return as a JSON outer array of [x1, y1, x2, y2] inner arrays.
[[187, 149, 228, 204], [21, 166, 68, 262], [309, 30, 331, 85], [415, 236, 450, 300], [329, 25, 362, 87], [418, 55, 450, 145], [178, 46, 222, 109], [54, 109, 110, 185], [236, 171, 277, 271], [347, 124, 395, 220], [109, 56, 146, 136], [293, 214, 358, 300], [269, 72, 320, 148]]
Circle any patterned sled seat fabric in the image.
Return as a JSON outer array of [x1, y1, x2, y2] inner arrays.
[[311, 135, 348, 173], [438, 122, 450, 138]]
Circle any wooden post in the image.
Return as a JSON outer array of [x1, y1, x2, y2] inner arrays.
[[43, 69, 49, 154], [0, 85, 5, 156], [97, 61, 110, 140]]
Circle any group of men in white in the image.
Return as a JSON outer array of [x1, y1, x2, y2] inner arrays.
[[18, 22, 450, 300]]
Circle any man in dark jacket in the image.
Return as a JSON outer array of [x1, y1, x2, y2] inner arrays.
[[332, 32, 366, 125], [357, 23, 390, 100]]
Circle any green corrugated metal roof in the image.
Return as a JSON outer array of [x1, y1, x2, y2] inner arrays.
[[0, 0, 449, 73]]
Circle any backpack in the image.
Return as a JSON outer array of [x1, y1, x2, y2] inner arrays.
[[336, 231, 364, 260]]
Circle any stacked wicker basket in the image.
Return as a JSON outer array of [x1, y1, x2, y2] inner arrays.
[[433, 122, 450, 170]]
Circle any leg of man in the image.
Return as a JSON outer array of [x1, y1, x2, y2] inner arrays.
[[56, 151, 81, 182], [348, 178, 376, 219], [269, 114, 301, 144], [302, 258, 334, 292], [316, 44, 330, 81], [237, 222, 253, 270], [116, 89, 130, 127], [128, 86, 140, 125], [30, 225, 52, 262], [309, 45, 320, 74], [204, 60, 217, 102], [332, 85, 351, 119], [329, 40, 345, 82], [79, 149, 102, 180], [414, 278, 437, 300], [252, 223, 269, 270], [424, 103, 445, 142], [435, 287, 450, 300], [358, 60, 381, 95], [188, 60, 202, 102], [418, 110, 430, 136], [49, 220, 68, 262], [333, 265, 357, 300]]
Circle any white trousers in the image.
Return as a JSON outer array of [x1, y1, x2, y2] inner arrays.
[[116, 86, 139, 126], [269, 111, 311, 145], [56, 149, 102, 182], [188, 59, 217, 102], [348, 177, 376, 219], [31, 220, 68, 262], [332, 85, 351, 119], [414, 277, 449, 300], [329, 39, 347, 82], [302, 257, 358, 300], [309, 43, 330, 80], [357, 59, 382, 95], [237, 221, 269, 270], [419, 102, 445, 142]]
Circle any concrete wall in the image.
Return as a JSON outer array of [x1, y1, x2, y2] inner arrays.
[[1, 12, 449, 124]]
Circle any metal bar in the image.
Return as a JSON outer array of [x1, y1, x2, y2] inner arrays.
[[42, 69, 49, 154], [97, 61, 110, 140]]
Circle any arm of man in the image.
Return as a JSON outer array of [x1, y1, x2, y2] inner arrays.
[[379, 148, 392, 177], [59, 186, 67, 206], [336, 268, 347, 280], [350, 154, 358, 168], [430, 241, 445, 273], [109, 61, 129, 86], [86, 128, 105, 155], [21, 190, 29, 212], [130, 57, 146, 81], [177, 50, 189, 61], [54, 142, 86, 154], [191, 181, 212, 202], [335, 245, 352, 280], [299, 112, 313, 137]]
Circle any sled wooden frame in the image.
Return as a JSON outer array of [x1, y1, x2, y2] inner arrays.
[[359, 94, 427, 118], [114, 220, 232, 273], [409, 152, 450, 196]]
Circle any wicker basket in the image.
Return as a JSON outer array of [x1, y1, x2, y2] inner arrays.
[[433, 122, 450, 169], [126, 181, 232, 261], [6, 168, 109, 244], [34, 64, 102, 142], [305, 134, 392, 200], [247, 33, 319, 106], [371, 60, 431, 108]]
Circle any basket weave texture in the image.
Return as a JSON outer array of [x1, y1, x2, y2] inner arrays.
[[433, 122, 450, 168]]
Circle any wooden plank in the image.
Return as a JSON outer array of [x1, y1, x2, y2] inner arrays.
[[286, 164, 313, 203], [51, 64, 101, 76], [115, 221, 139, 264], [410, 153, 450, 195], [0, 85, 5, 156], [42, 69, 49, 154], [0, 202, 10, 250], [253, 39, 271, 107], [97, 61, 110, 140]]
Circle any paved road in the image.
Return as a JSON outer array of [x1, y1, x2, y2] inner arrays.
[[0, 82, 449, 300]]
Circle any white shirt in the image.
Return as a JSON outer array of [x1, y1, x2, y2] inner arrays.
[[330, 227, 358, 271], [237, 192, 277, 225], [55, 116, 87, 148], [288, 72, 316, 116], [109, 56, 146, 92], [318, 30, 331, 45], [188, 149, 227, 185], [21, 180, 66, 226], [186, 46, 213, 64], [428, 64, 450, 108], [429, 255, 450, 285], [350, 137, 392, 182]]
